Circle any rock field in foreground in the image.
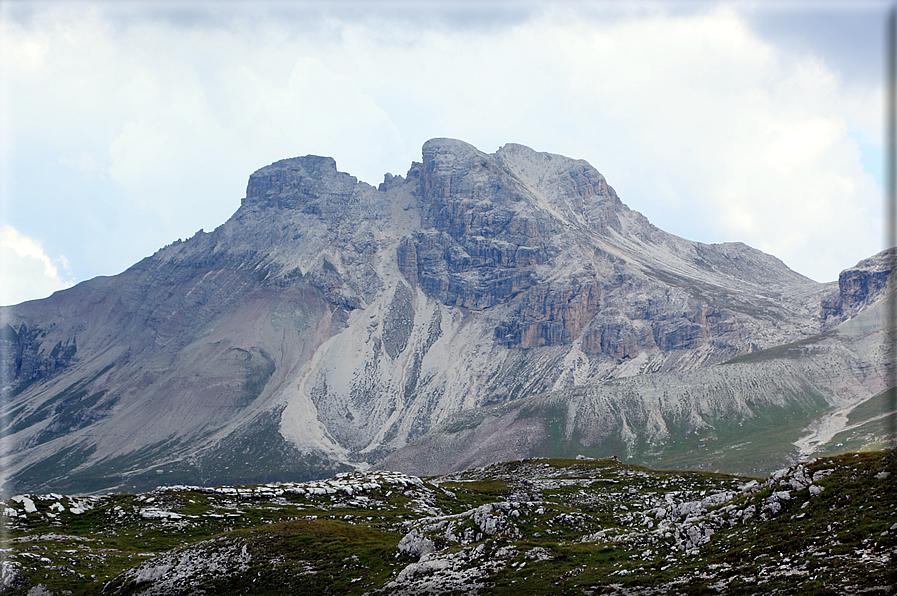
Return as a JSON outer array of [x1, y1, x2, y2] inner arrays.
[[1, 449, 894, 595]]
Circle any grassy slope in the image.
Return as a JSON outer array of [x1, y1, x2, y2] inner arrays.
[[1, 450, 894, 595]]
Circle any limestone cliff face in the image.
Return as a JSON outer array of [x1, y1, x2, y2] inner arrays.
[[397, 139, 820, 363], [0, 139, 886, 493], [377, 289, 893, 478], [821, 248, 895, 328]]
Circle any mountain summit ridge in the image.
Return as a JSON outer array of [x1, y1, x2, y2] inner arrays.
[[0, 139, 890, 493]]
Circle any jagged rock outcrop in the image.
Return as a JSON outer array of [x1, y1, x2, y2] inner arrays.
[[821, 248, 895, 328], [0, 139, 890, 493]]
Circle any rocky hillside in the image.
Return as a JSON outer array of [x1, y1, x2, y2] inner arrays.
[[0, 139, 892, 493], [378, 290, 893, 478], [1, 450, 894, 595]]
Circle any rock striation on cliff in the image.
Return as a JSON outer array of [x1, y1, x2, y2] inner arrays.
[[0, 139, 891, 493], [821, 249, 895, 328]]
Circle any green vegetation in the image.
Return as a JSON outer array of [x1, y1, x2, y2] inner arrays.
[[811, 389, 897, 457], [846, 387, 896, 426], [2, 451, 894, 595], [650, 395, 831, 476], [722, 334, 827, 365], [510, 389, 843, 477]]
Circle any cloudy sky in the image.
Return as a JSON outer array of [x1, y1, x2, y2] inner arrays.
[[0, 0, 892, 305]]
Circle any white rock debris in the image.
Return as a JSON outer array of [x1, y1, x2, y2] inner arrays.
[[3, 452, 891, 595]]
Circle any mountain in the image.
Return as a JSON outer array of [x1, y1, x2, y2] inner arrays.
[[377, 299, 893, 477], [0, 139, 892, 494], [2, 449, 894, 594]]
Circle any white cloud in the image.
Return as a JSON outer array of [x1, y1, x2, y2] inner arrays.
[[0, 2, 886, 289], [0, 226, 74, 306]]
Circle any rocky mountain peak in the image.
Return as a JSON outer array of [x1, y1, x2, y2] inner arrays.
[[495, 142, 622, 214], [243, 154, 361, 211], [415, 139, 622, 238], [421, 137, 487, 164]]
